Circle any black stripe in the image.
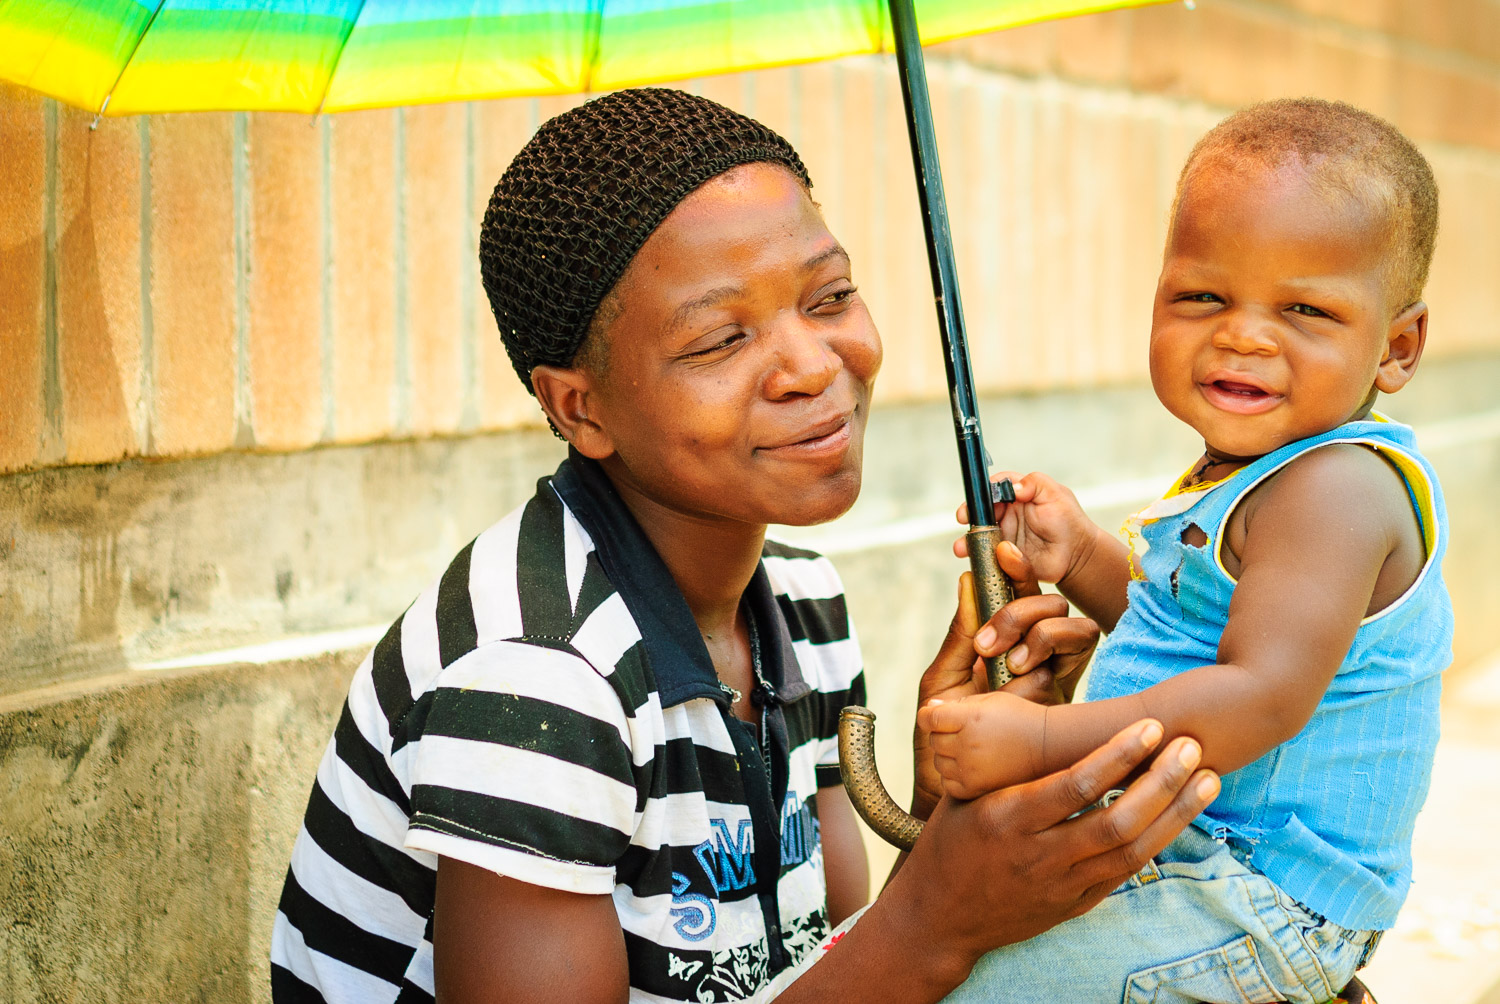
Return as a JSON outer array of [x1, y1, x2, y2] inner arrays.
[[424, 688, 635, 787], [270, 961, 328, 1004], [393, 914, 436, 1004], [777, 593, 850, 646], [332, 704, 412, 816], [393, 981, 435, 1004], [762, 539, 823, 561], [302, 783, 435, 918], [410, 789, 631, 867], [436, 541, 479, 668], [814, 764, 843, 789], [370, 619, 412, 741], [517, 491, 575, 638], [277, 871, 414, 986], [598, 640, 651, 716], [569, 556, 616, 634]]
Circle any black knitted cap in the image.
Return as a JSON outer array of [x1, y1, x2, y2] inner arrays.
[[479, 87, 812, 390]]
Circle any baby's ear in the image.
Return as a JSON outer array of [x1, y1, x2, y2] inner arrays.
[[531, 365, 615, 459], [1375, 300, 1427, 394]]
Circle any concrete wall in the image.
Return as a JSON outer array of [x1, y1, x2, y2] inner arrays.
[[3, 1, 1500, 1000]]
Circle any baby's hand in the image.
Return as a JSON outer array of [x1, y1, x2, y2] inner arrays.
[[956, 472, 1099, 588], [917, 691, 1049, 800]]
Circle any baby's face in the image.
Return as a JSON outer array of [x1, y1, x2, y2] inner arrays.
[[1149, 161, 1398, 461]]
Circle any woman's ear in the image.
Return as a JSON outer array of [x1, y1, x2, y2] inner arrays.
[[531, 365, 615, 459], [1375, 300, 1427, 394]]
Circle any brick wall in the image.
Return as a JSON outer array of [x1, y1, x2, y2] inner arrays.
[[3, 0, 1500, 475]]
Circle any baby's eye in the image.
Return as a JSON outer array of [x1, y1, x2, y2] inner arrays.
[[1175, 292, 1222, 304], [1287, 303, 1329, 318]]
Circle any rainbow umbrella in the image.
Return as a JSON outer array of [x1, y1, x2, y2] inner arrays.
[[1, 1, 1160, 116]]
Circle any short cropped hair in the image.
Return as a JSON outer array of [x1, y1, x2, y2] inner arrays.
[[1171, 99, 1439, 311]]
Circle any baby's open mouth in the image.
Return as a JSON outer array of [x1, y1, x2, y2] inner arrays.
[[1212, 380, 1268, 398], [1201, 376, 1282, 414]]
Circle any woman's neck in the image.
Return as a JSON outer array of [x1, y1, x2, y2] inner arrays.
[[605, 475, 766, 640]]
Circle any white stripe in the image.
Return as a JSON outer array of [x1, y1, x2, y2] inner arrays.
[[762, 553, 846, 601], [289, 829, 427, 945], [317, 744, 412, 848], [773, 853, 830, 924], [345, 653, 399, 764], [437, 641, 633, 748], [270, 911, 400, 1004], [411, 735, 636, 834], [469, 508, 526, 645], [663, 700, 737, 755], [400, 583, 444, 701], [787, 735, 829, 792], [559, 497, 595, 610], [403, 939, 435, 996], [791, 636, 863, 693], [571, 591, 642, 674], [403, 826, 616, 895], [630, 790, 712, 849]]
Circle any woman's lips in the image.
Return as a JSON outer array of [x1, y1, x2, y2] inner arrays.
[[1199, 376, 1283, 415], [761, 413, 854, 456]]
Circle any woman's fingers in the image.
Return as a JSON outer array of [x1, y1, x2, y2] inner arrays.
[[972, 593, 1069, 663], [997, 611, 1100, 677], [1023, 719, 1166, 827]]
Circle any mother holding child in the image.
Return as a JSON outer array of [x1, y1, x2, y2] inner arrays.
[[270, 85, 1446, 1004]]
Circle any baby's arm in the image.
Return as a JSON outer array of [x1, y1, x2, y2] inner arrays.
[[960, 472, 1134, 631], [925, 445, 1418, 797]]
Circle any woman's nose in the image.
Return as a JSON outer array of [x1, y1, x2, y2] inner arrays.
[[763, 321, 842, 399]]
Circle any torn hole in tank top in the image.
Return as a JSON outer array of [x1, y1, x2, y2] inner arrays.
[[1180, 523, 1208, 548], [1170, 562, 1182, 601]]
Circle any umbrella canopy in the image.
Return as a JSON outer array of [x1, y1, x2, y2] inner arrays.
[[3, 0, 1162, 116]]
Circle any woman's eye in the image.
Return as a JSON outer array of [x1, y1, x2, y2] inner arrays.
[[683, 332, 744, 358], [1288, 303, 1329, 318], [813, 285, 857, 311]]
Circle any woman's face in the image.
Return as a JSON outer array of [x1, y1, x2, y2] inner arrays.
[[581, 163, 883, 529]]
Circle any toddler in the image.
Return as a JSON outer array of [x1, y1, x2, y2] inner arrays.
[[923, 99, 1451, 1004]]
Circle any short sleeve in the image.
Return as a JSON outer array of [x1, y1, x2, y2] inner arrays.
[[403, 640, 639, 895]]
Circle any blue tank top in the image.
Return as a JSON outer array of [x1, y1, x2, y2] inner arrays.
[[1083, 416, 1451, 931]]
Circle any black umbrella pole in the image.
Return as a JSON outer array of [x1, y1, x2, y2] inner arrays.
[[837, 0, 1023, 852], [888, 0, 1015, 689]]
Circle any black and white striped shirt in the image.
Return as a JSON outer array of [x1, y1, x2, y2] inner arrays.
[[270, 454, 865, 1003]]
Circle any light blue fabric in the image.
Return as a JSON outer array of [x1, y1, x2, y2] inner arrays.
[[945, 826, 1374, 1004], [1083, 416, 1452, 932]]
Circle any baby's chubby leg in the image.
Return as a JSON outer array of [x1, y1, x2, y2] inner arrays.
[[940, 827, 1362, 1004]]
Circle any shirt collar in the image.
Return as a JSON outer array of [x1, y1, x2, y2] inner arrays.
[[550, 450, 811, 709]]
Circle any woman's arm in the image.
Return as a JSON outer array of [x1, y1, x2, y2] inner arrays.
[[816, 784, 872, 926], [434, 859, 629, 1003]]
